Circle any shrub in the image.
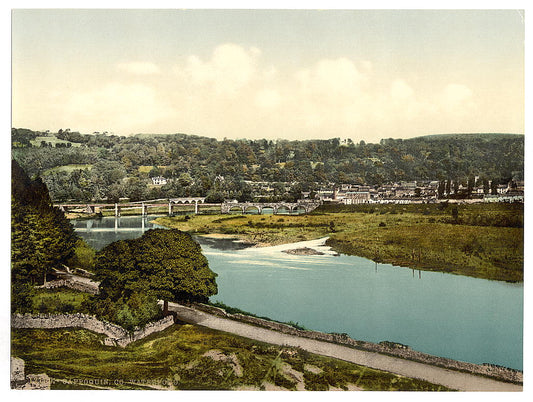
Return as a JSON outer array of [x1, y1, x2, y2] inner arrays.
[[58, 302, 75, 313]]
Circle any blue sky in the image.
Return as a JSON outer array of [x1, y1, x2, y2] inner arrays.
[[11, 8, 525, 141]]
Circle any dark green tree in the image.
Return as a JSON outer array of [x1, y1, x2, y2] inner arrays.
[[11, 160, 77, 285], [95, 229, 217, 314], [467, 176, 475, 196], [491, 179, 499, 195], [437, 180, 445, 198]]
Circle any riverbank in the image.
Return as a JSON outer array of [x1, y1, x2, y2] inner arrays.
[[153, 202, 523, 282], [168, 302, 522, 391]]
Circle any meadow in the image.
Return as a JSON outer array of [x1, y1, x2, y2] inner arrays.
[[154, 202, 523, 282], [12, 324, 448, 391]]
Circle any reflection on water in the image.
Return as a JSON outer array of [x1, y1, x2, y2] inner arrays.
[[73, 215, 523, 370], [72, 215, 165, 250]]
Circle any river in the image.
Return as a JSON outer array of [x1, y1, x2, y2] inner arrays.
[[71, 215, 523, 370]]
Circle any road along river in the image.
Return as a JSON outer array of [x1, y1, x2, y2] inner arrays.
[[167, 302, 521, 392]]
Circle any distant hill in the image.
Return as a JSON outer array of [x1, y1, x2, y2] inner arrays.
[[410, 133, 523, 141], [12, 128, 524, 202]]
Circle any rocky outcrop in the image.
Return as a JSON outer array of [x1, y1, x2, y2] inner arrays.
[[282, 247, 325, 256]]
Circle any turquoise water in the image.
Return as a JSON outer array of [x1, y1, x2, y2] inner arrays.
[[73, 216, 523, 370]]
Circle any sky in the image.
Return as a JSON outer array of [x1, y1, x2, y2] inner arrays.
[[11, 8, 525, 142]]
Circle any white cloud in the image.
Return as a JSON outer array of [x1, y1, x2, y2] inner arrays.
[[117, 62, 161, 75], [60, 82, 173, 134], [255, 89, 281, 109], [390, 79, 414, 100], [19, 43, 510, 141], [180, 43, 260, 96], [439, 83, 475, 116], [296, 57, 364, 98]]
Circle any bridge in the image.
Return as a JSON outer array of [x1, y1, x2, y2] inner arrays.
[[58, 197, 207, 217], [220, 200, 322, 215], [169, 197, 206, 214], [57, 198, 321, 216]]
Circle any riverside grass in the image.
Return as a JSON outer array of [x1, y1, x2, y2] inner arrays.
[[11, 325, 449, 391], [153, 202, 523, 282]]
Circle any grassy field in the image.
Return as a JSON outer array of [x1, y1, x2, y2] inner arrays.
[[29, 288, 90, 314], [153, 202, 523, 282], [30, 136, 82, 148], [11, 325, 449, 391]]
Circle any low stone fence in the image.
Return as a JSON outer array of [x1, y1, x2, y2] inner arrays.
[[39, 279, 100, 295], [11, 313, 174, 348], [119, 315, 175, 347], [192, 303, 522, 385]]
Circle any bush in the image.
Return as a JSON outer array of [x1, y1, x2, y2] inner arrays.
[[58, 302, 75, 313], [38, 301, 49, 314], [11, 282, 35, 314], [66, 238, 95, 271]]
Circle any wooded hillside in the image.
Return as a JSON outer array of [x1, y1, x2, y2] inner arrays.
[[12, 129, 523, 202]]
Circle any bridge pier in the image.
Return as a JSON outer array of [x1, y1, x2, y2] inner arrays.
[[114, 203, 121, 217], [142, 202, 147, 216], [168, 202, 173, 216]]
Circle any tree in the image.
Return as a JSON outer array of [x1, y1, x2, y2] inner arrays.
[[437, 180, 445, 198], [95, 229, 217, 314], [483, 179, 490, 195], [11, 160, 77, 285], [467, 176, 475, 197], [149, 165, 162, 178], [491, 179, 498, 195], [123, 177, 148, 201], [178, 172, 194, 187]]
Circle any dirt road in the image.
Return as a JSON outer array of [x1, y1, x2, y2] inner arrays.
[[167, 302, 522, 392]]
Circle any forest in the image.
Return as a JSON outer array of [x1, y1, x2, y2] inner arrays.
[[12, 128, 524, 203]]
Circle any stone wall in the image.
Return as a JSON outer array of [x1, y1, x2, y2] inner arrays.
[[11, 313, 174, 348], [192, 303, 522, 384], [39, 279, 99, 295]]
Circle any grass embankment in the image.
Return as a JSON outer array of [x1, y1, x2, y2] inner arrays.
[[153, 202, 523, 282], [31, 288, 90, 314], [153, 214, 333, 246], [12, 325, 448, 391]]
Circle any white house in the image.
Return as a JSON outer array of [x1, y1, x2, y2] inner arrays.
[[151, 176, 168, 186]]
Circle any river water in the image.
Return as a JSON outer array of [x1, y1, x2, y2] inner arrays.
[[72, 215, 523, 370]]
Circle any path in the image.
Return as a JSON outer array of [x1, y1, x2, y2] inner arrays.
[[167, 302, 522, 392]]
